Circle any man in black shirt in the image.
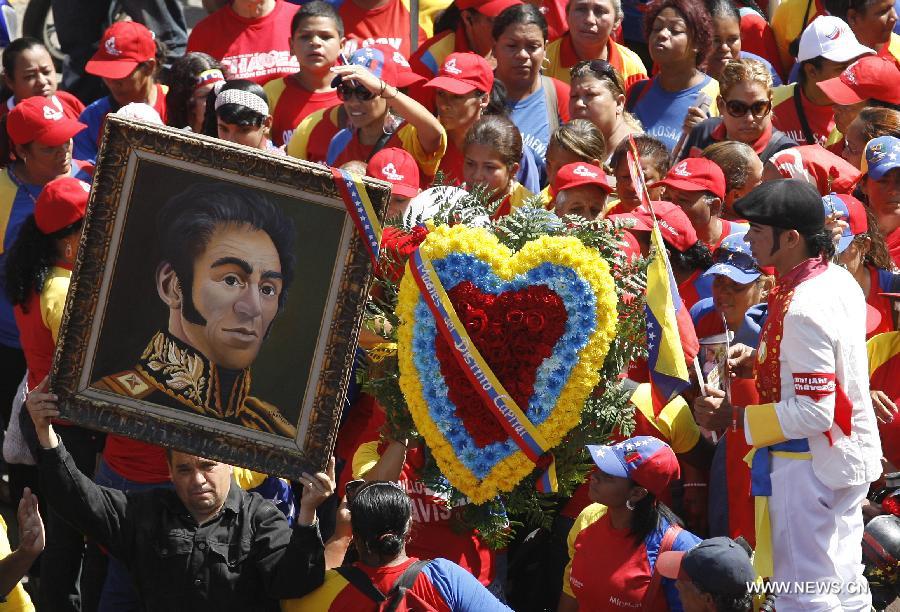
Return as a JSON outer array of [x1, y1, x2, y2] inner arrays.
[[26, 378, 334, 612]]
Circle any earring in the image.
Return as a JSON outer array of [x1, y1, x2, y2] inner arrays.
[[65, 242, 73, 259], [625, 499, 636, 511]]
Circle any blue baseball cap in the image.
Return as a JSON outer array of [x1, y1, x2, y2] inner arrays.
[[861, 136, 900, 179], [586, 436, 679, 497], [823, 193, 868, 254], [331, 47, 396, 88], [701, 232, 760, 284]]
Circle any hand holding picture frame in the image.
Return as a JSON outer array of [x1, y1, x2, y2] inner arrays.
[[49, 116, 389, 479]]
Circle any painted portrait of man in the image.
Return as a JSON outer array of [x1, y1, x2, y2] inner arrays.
[[93, 183, 298, 438]]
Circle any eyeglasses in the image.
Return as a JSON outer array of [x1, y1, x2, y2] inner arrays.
[[584, 60, 625, 96], [337, 83, 376, 102], [724, 98, 772, 119]]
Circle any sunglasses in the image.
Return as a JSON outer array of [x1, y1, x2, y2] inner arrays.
[[586, 59, 625, 95], [724, 98, 772, 119], [337, 83, 376, 102]]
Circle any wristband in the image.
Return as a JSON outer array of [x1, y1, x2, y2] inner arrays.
[[683, 483, 708, 488]]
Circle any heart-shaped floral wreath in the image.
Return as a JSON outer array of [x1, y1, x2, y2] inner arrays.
[[397, 225, 618, 503]]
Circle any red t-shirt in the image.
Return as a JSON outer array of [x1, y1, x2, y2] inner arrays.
[[268, 78, 340, 147], [102, 435, 170, 484], [0, 90, 84, 120], [340, 0, 427, 59], [888, 227, 900, 269], [436, 138, 464, 187], [186, 0, 300, 84], [772, 85, 835, 146], [569, 512, 669, 610], [354, 443, 495, 586], [739, 8, 785, 78]]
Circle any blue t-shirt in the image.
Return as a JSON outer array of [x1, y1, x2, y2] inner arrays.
[[508, 85, 553, 178], [74, 96, 113, 164], [632, 76, 716, 152], [0, 162, 93, 348]]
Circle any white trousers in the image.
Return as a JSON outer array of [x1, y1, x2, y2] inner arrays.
[[768, 456, 871, 612]]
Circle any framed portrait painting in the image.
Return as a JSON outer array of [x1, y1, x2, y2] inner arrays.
[[50, 116, 390, 479]]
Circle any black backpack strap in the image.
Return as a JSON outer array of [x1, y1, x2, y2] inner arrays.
[[367, 125, 398, 162], [384, 560, 431, 612], [335, 566, 388, 604], [792, 84, 816, 145]]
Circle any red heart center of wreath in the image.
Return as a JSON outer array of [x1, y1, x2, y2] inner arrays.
[[434, 281, 568, 448]]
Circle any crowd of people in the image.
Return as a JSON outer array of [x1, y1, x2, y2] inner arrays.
[[0, 0, 898, 609]]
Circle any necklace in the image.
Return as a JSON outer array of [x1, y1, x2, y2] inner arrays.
[[7, 166, 40, 206]]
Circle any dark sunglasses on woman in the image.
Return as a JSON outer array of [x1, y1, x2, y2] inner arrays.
[[724, 98, 772, 120], [337, 83, 376, 102]]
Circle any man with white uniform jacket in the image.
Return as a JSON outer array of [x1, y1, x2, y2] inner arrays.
[[694, 179, 882, 612]]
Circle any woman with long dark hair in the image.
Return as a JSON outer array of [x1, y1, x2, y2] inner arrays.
[[282, 481, 510, 611], [165, 52, 225, 133], [559, 437, 701, 612], [4, 176, 104, 611]]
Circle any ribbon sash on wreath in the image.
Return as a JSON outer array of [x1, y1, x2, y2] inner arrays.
[[407, 248, 559, 493], [331, 167, 383, 267]]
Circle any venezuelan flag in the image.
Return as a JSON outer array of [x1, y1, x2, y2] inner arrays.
[[645, 221, 698, 415]]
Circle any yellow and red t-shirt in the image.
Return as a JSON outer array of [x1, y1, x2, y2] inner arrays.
[[563, 504, 700, 609], [287, 105, 446, 177], [544, 33, 648, 90], [770, 0, 826, 73], [263, 77, 340, 147], [771, 82, 835, 146], [410, 27, 471, 79], [868, 331, 900, 468]]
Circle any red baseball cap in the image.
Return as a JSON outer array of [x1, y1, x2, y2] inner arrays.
[[551, 162, 612, 197], [653, 158, 727, 200], [425, 52, 495, 95], [369, 44, 427, 89], [7, 96, 87, 147], [367, 147, 421, 198], [818, 55, 900, 106], [86, 21, 156, 80], [456, 0, 522, 18], [622, 201, 700, 253], [587, 436, 680, 497], [35, 177, 91, 234], [768, 145, 861, 195]]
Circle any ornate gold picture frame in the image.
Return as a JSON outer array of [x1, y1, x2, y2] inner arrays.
[[51, 116, 389, 479]]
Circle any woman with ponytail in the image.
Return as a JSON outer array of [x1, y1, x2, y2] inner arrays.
[[282, 482, 510, 611]]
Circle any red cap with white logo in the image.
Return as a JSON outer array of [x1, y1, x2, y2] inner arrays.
[[35, 176, 91, 235], [617, 201, 700, 253], [456, 0, 522, 18], [818, 55, 900, 105], [86, 21, 157, 80], [368, 44, 427, 89], [6, 96, 87, 147], [653, 158, 727, 200], [425, 53, 495, 95], [367, 147, 421, 198], [551, 162, 612, 197]]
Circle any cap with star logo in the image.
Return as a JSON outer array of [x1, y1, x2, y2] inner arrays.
[[586, 436, 680, 497], [861, 136, 900, 180], [822, 193, 867, 254], [702, 231, 760, 284]]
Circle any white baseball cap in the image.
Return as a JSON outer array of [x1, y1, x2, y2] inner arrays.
[[797, 16, 875, 63]]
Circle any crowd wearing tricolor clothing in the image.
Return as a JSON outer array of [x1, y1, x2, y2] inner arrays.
[[4, 0, 900, 609]]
